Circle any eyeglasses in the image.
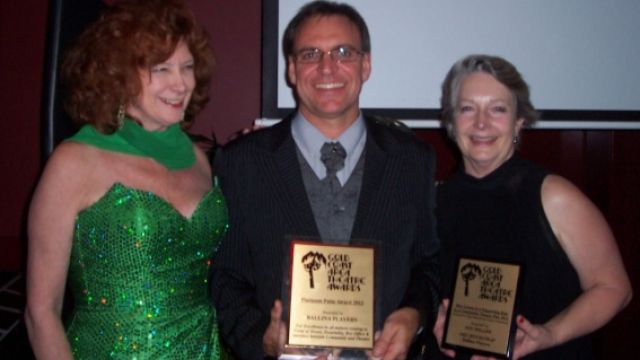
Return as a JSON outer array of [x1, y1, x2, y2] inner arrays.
[[293, 45, 364, 64]]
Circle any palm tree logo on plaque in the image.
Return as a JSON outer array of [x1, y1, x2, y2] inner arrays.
[[460, 262, 482, 296], [301, 251, 327, 289]]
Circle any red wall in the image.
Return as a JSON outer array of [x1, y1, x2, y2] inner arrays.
[[187, 0, 262, 144], [1, 0, 637, 357], [0, 1, 48, 270]]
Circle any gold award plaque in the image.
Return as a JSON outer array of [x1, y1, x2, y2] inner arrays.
[[287, 242, 374, 350], [444, 257, 521, 359]]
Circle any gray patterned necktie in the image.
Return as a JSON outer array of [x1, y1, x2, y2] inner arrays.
[[320, 142, 346, 191]]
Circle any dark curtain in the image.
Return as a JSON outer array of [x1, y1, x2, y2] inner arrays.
[[41, 0, 106, 159]]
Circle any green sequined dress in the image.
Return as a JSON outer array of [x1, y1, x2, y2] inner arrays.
[[66, 183, 228, 359]]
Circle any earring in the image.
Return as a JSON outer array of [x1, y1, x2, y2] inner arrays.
[[117, 104, 125, 128], [513, 135, 520, 144]]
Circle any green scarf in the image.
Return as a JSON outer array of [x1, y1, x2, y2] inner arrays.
[[67, 119, 196, 170]]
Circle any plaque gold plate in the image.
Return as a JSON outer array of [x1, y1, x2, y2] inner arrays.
[[287, 241, 375, 350], [444, 256, 522, 359]]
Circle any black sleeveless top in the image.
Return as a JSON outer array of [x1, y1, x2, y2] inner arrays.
[[436, 154, 594, 360]]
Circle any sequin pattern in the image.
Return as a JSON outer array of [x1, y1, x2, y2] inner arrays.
[[66, 183, 229, 359]]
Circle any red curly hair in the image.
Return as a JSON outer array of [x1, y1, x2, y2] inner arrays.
[[61, 0, 214, 133]]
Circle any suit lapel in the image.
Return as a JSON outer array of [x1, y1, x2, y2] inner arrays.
[[263, 119, 320, 238], [351, 121, 399, 240]]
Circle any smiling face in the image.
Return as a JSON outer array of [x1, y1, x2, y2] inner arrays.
[[127, 41, 195, 131], [287, 15, 371, 137], [453, 72, 524, 178]]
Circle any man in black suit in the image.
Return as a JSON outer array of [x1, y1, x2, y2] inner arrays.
[[211, 1, 439, 359]]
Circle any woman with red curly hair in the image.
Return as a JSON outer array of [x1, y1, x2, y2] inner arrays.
[[25, 0, 228, 358]]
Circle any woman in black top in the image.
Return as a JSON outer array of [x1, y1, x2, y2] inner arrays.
[[432, 54, 632, 359]]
